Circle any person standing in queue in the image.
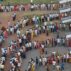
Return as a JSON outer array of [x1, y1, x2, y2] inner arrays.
[[12, 12, 16, 21]]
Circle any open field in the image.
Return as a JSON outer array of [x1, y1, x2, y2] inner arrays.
[[0, 0, 58, 5]]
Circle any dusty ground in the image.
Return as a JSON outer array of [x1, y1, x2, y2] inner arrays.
[[0, 10, 58, 28], [0, 10, 54, 71], [0, 10, 70, 71]]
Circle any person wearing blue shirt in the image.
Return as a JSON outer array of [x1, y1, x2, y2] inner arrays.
[[61, 62, 64, 70]]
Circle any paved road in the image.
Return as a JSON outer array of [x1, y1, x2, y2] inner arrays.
[[21, 47, 71, 71]]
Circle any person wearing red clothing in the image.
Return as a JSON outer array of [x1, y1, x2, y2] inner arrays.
[[3, 30, 8, 38]]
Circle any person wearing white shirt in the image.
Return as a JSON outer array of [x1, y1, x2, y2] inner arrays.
[[26, 30, 29, 35], [56, 65, 61, 71], [10, 5, 14, 11], [42, 57, 47, 66], [52, 60, 56, 69], [66, 53, 69, 62], [29, 42, 32, 50], [35, 24, 38, 28], [52, 52, 56, 56], [10, 27, 14, 34], [8, 21, 11, 27], [18, 38, 22, 43], [29, 29, 33, 33], [43, 26, 45, 30], [41, 4, 46, 10], [22, 34, 26, 40], [32, 16, 35, 22], [1, 48, 7, 55], [34, 29, 38, 36], [41, 44, 45, 54], [1, 6, 5, 12], [39, 58, 42, 66], [14, 24, 18, 31], [25, 43, 29, 51], [41, 44, 44, 48], [42, 26, 45, 33], [57, 38, 61, 46], [22, 19, 27, 27], [12, 12, 16, 21], [0, 62, 4, 70], [18, 38, 22, 47], [16, 29, 20, 37], [1, 57, 5, 64], [44, 21, 47, 26], [33, 41, 37, 48], [30, 5, 34, 11]]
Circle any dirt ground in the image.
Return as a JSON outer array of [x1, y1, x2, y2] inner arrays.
[[3, 33, 54, 71], [0, 10, 54, 47], [0, 4, 71, 71], [0, 10, 58, 28], [0, 11, 54, 71]]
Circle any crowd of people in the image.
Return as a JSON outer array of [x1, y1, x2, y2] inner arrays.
[[0, 1, 71, 12], [26, 51, 71, 71], [0, 13, 71, 46], [0, 1, 71, 71], [0, 13, 71, 71], [0, 3, 59, 12]]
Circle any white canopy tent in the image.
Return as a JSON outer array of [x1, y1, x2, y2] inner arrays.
[[49, 14, 59, 18], [61, 16, 71, 23], [59, 8, 71, 13], [62, 19, 71, 23], [59, 0, 71, 4], [66, 34, 71, 39]]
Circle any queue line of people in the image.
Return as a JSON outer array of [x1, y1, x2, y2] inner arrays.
[[0, 3, 59, 12], [0, 18, 70, 71], [26, 51, 71, 71], [0, 12, 71, 71]]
